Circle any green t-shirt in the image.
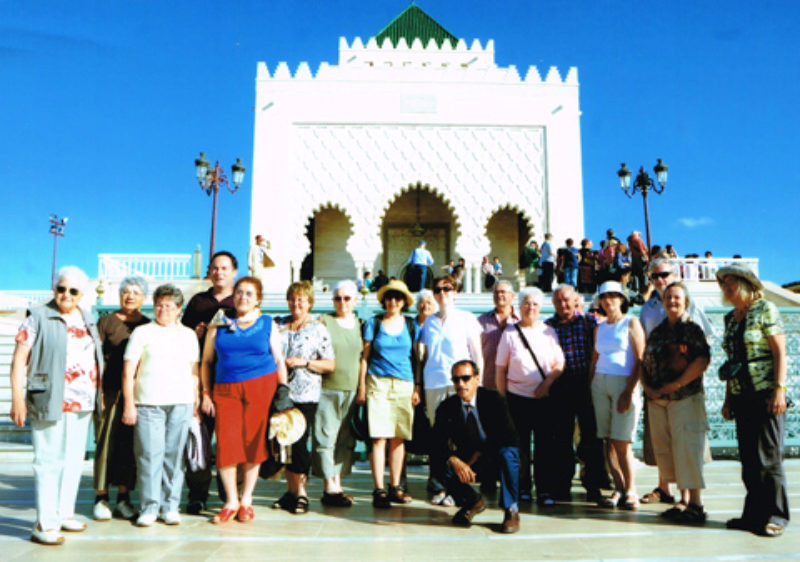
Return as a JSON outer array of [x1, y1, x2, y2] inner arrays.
[[322, 315, 362, 391]]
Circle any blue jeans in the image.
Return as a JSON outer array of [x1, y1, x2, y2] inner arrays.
[[564, 266, 578, 287], [441, 446, 520, 511], [134, 404, 192, 515]]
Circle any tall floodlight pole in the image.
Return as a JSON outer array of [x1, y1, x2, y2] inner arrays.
[[48, 214, 68, 287], [194, 152, 246, 265], [617, 159, 668, 254]]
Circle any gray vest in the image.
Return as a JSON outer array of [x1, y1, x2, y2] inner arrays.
[[25, 300, 104, 422]]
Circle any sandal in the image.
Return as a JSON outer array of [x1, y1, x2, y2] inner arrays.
[[321, 492, 353, 507], [294, 495, 309, 514], [388, 486, 412, 504], [660, 501, 688, 520], [601, 491, 622, 508], [271, 492, 296, 512], [620, 492, 639, 511], [236, 505, 254, 523], [372, 488, 391, 509], [211, 507, 237, 524], [640, 487, 675, 504], [763, 523, 785, 537], [674, 503, 706, 524]]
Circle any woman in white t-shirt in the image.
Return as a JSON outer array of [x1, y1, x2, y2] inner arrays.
[[496, 287, 564, 505], [590, 281, 645, 510], [122, 284, 199, 528]]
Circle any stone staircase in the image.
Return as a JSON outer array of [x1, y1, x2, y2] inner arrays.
[[0, 317, 33, 461]]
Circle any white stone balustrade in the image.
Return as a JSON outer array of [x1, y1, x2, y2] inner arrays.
[[98, 253, 198, 282], [672, 257, 758, 282]]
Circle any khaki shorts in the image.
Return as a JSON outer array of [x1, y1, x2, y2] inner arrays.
[[591, 372, 642, 442], [366, 374, 414, 440], [648, 393, 709, 490]]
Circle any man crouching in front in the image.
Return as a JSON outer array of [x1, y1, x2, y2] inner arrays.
[[432, 359, 521, 533]]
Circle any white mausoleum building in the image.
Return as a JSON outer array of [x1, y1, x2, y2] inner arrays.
[[251, 5, 584, 292]]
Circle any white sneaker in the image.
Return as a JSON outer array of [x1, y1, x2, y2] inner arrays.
[[31, 525, 64, 546], [113, 499, 136, 520], [60, 518, 87, 532], [160, 511, 181, 525], [136, 513, 157, 527], [93, 499, 112, 521]]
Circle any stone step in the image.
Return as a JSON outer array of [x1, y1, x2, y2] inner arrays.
[[0, 441, 33, 463]]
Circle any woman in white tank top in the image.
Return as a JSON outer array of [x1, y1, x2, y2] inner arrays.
[[590, 282, 645, 510]]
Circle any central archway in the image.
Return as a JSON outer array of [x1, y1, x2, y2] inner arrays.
[[378, 183, 458, 289]]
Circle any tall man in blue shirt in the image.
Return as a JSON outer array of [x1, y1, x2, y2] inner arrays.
[[406, 240, 434, 291]]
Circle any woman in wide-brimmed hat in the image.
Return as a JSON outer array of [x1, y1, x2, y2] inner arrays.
[[717, 263, 789, 537], [590, 281, 645, 510], [357, 279, 420, 508]]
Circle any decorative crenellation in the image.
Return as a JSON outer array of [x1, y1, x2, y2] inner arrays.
[[255, 37, 578, 85]]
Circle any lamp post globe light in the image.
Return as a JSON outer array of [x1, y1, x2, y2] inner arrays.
[[617, 158, 668, 253], [194, 152, 246, 264], [48, 214, 68, 287]]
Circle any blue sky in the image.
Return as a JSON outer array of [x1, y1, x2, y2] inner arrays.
[[1, 0, 798, 290]]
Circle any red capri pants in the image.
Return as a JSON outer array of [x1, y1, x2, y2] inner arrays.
[[213, 372, 277, 468]]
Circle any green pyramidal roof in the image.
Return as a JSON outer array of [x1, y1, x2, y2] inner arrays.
[[374, 4, 458, 49]]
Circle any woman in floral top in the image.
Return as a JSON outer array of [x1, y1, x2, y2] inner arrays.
[[641, 282, 710, 523], [717, 263, 788, 537], [273, 281, 335, 514], [9, 266, 103, 546]]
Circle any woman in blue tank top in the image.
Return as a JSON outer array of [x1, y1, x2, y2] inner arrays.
[[200, 277, 288, 524]]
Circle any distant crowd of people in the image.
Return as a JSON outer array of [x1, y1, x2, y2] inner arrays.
[[9, 248, 789, 545]]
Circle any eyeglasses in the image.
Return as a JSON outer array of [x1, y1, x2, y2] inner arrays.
[[333, 296, 352, 302], [434, 286, 455, 294], [56, 286, 80, 296], [451, 374, 475, 384], [650, 271, 672, 280], [383, 292, 405, 301]]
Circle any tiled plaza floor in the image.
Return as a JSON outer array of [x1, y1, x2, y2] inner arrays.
[[0, 456, 798, 561]]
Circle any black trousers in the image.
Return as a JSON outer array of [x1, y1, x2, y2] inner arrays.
[[539, 262, 554, 292], [184, 411, 216, 504], [732, 391, 790, 527], [549, 381, 610, 494], [507, 392, 556, 498]]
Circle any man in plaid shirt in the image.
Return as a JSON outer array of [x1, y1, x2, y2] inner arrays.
[[545, 284, 610, 501]]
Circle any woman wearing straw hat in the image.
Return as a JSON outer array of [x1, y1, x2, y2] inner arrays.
[[590, 281, 645, 510], [717, 263, 789, 537], [357, 279, 420, 508]]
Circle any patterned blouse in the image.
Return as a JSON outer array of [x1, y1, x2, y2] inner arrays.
[[276, 315, 335, 404], [642, 316, 710, 401], [17, 309, 98, 412], [722, 298, 784, 396]]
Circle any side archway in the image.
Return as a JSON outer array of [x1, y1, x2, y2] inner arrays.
[[300, 204, 356, 287], [484, 206, 537, 282]]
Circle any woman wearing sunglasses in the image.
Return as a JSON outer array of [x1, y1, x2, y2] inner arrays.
[[312, 280, 362, 507], [357, 279, 420, 508], [10, 266, 103, 545]]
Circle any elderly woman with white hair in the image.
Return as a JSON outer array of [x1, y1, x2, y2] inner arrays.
[[122, 284, 199, 527], [312, 280, 362, 507], [10, 266, 103, 545], [93, 276, 151, 522], [495, 286, 565, 505]]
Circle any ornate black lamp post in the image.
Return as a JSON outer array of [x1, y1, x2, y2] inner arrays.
[[194, 152, 246, 264], [48, 214, 68, 287], [617, 158, 668, 253]]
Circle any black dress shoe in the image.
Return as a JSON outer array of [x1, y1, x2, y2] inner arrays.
[[726, 517, 754, 531], [452, 498, 486, 527], [185, 501, 205, 515], [501, 508, 520, 533]]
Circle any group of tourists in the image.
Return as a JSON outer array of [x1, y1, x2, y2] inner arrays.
[[9, 250, 790, 544]]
